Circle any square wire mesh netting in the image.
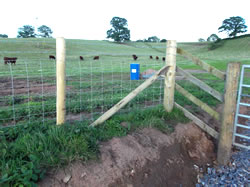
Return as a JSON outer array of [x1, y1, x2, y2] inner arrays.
[[0, 59, 57, 127], [2, 38, 250, 128], [0, 39, 166, 127], [65, 55, 165, 123], [0, 39, 57, 127]]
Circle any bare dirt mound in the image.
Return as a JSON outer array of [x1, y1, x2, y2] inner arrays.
[[38, 123, 216, 187]]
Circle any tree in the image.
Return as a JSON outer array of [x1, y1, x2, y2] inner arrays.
[[207, 34, 219, 42], [17, 25, 36, 38], [147, 36, 160, 42], [198, 38, 205, 42], [0, 34, 8, 38], [218, 16, 247, 38], [160, 39, 167, 42], [107, 17, 130, 42], [37, 25, 53, 38]]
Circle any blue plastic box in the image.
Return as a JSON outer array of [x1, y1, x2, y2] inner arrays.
[[130, 64, 140, 80]]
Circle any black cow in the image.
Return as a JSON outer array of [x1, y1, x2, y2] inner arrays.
[[162, 57, 166, 61], [49, 55, 56, 60], [93, 56, 99, 60], [149, 55, 153, 59], [156, 56, 159, 60], [132, 54, 138, 60], [80, 56, 84, 61], [4, 57, 18, 65]]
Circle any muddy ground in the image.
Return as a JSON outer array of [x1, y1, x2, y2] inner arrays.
[[38, 122, 216, 187]]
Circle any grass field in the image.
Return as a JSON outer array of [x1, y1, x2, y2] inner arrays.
[[0, 36, 250, 186]]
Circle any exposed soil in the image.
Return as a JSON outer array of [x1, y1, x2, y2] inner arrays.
[[38, 122, 216, 187], [0, 78, 58, 96]]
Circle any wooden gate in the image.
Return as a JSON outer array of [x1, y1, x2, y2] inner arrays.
[[56, 40, 240, 165], [175, 45, 240, 165]]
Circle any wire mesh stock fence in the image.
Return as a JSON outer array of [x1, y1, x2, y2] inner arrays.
[[0, 38, 167, 128], [1, 37, 250, 130]]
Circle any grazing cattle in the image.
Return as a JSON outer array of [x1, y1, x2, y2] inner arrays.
[[132, 54, 138, 60], [80, 56, 84, 61], [162, 57, 166, 61], [49, 55, 56, 60], [149, 56, 153, 59], [156, 56, 159, 60], [93, 56, 99, 60], [4, 57, 17, 65]]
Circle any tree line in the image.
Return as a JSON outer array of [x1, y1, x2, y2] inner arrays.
[[0, 25, 53, 38], [107, 16, 248, 43], [199, 16, 248, 42], [0, 16, 248, 41]]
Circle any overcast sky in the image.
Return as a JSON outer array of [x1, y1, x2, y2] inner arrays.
[[1, 0, 249, 42]]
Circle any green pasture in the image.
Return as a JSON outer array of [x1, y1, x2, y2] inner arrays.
[[1, 37, 250, 76]]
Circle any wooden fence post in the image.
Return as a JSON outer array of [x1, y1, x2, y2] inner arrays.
[[217, 62, 240, 165], [56, 37, 66, 125], [164, 40, 177, 112]]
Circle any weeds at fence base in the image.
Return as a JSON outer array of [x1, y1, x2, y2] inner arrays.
[[0, 105, 188, 186]]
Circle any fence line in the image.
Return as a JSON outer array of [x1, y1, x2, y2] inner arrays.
[[84, 41, 240, 166], [0, 39, 167, 127], [0, 38, 246, 165]]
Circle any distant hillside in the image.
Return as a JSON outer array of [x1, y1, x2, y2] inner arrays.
[[0, 37, 250, 70], [222, 34, 250, 41], [178, 35, 250, 64]]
